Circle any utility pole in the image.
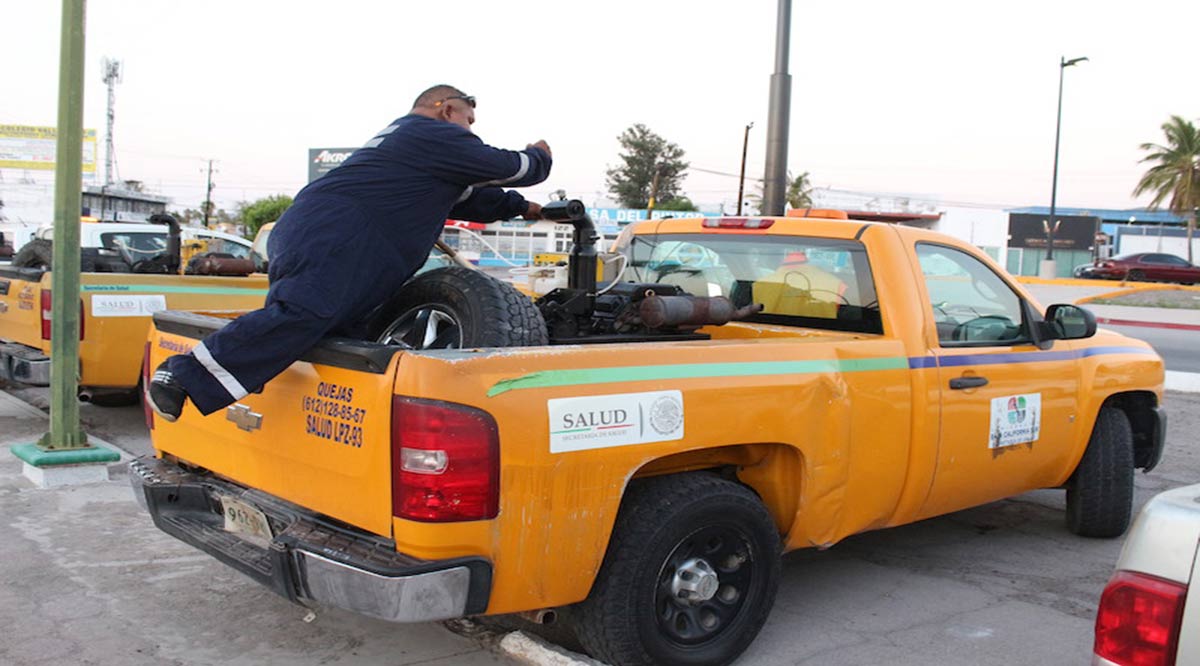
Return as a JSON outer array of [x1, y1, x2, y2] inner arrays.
[[761, 0, 792, 217], [202, 159, 216, 228], [1041, 55, 1088, 278], [737, 122, 754, 215]]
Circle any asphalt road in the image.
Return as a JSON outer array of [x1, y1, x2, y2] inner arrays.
[[1102, 323, 1200, 373], [3, 381, 1197, 666]]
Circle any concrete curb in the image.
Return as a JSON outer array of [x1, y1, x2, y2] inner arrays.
[[1075, 283, 1200, 305], [0, 388, 48, 419], [498, 631, 607, 666], [1017, 275, 1200, 291], [1096, 317, 1200, 332], [1165, 371, 1200, 393]]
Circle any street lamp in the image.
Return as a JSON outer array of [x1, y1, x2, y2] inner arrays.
[[737, 122, 754, 215], [1043, 55, 1088, 278]]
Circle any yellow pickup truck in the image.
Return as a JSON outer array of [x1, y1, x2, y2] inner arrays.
[[0, 216, 267, 404], [132, 202, 1165, 666]]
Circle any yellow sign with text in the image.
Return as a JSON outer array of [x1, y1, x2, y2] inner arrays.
[[0, 124, 98, 172]]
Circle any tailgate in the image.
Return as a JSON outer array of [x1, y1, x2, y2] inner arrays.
[[0, 268, 47, 349], [147, 311, 401, 537]]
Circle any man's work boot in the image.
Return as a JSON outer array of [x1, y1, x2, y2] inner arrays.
[[147, 360, 187, 422]]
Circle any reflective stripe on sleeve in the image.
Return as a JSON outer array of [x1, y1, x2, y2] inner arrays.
[[192, 342, 249, 401], [475, 152, 530, 187]]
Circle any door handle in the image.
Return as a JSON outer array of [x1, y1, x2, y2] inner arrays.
[[949, 376, 989, 390]]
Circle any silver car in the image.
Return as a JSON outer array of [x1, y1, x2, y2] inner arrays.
[[1094, 483, 1200, 665]]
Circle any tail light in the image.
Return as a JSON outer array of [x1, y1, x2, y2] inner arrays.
[[142, 342, 154, 430], [391, 397, 499, 522], [40, 291, 85, 341], [1094, 570, 1186, 666]]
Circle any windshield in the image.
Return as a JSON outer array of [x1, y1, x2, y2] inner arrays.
[[101, 232, 168, 256], [625, 233, 881, 333]]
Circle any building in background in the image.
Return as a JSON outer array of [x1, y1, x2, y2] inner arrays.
[[81, 182, 170, 222]]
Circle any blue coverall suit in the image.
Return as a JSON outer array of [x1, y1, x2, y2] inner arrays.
[[167, 114, 552, 415]]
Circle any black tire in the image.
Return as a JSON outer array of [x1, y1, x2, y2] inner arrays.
[[12, 239, 101, 272], [13, 239, 54, 270], [1127, 269, 1145, 281], [574, 474, 781, 666], [363, 266, 547, 348], [1066, 407, 1134, 538]]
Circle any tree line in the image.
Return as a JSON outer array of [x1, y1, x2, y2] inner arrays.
[[177, 115, 1197, 249]]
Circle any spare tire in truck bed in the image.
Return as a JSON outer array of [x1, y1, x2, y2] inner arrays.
[[363, 266, 547, 349], [12, 239, 129, 273], [12, 239, 55, 270]]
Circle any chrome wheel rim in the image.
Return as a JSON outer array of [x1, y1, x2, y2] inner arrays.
[[376, 304, 463, 349]]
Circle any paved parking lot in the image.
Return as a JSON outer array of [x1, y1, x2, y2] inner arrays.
[[1, 385, 1196, 665]]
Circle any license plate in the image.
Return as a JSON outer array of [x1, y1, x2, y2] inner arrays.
[[219, 495, 273, 540]]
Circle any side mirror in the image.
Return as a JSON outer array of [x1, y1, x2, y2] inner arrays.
[[1043, 304, 1096, 340]]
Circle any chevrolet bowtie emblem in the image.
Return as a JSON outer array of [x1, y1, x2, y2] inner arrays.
[[226, 404, 263, 432]]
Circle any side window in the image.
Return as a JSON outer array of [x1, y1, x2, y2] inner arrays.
[[101, 232, 166, 255], [916, 243, 1028, 346], [199, 236, 251, 259]]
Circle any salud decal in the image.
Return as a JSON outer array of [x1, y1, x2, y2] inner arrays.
[[548, 390, 683, 454]]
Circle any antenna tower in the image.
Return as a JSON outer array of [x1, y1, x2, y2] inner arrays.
[[101, 57, 122, 186]]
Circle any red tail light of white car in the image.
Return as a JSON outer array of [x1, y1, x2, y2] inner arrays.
[[1094, 484, 1200, 665]]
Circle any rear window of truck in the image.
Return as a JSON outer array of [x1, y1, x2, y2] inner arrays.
[[625, 233, 882, 334]]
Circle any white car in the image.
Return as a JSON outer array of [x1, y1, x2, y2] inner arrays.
[[37, 221, 255, 259], [1094, 483, 1200, 665]]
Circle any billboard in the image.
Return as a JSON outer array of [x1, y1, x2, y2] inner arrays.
[[1007, 213, 1099, 250], [0, 124, 97, 172], [308, 147, 357, 182]]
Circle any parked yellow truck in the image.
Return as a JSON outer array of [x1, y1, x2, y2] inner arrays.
[[133, 202, 1165, 666], [0, 216, 266, 404]]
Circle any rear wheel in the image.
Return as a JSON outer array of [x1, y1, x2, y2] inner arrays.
[[574, 474, 781, 666], [1066, 407, 1134, 538], [363, 267, 546, 349], [1127, 269, 1145, 281]]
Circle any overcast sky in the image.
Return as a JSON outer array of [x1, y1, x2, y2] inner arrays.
[[3, 0, 1197, 214]]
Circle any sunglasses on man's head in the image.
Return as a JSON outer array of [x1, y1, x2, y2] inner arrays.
[[434, 95, 476, 109]]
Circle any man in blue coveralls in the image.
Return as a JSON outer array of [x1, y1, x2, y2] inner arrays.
[[147, 84, 552, 421]]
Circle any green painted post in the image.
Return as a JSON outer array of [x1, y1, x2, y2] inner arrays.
[[39, 0, 88, 451]]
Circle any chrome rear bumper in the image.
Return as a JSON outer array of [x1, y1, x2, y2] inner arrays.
[[0, 342, 50, 385], [129, 456, 492, 622]]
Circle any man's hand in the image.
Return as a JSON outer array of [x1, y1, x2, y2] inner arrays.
[[523, 202, 543, 221], [528, 140, 552, 158]]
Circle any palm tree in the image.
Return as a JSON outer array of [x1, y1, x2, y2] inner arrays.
[[785, 171, 813, 210], [747, 171, 813, 213], [1133, 116, 1200, 262]]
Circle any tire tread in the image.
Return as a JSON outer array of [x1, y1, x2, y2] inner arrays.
[[1066, 407, 1134, 538]]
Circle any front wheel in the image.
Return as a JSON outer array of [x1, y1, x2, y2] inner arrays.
[[574, 473, 781, 666], [1065, 407, 1134, 538]]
